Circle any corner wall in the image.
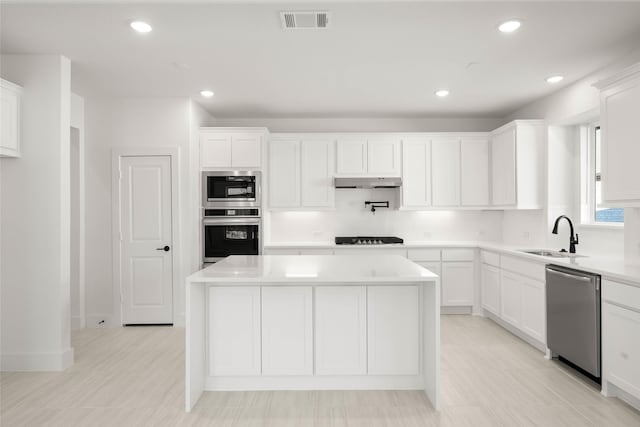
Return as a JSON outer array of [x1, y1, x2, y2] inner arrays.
[[0, 54, 73, 371]]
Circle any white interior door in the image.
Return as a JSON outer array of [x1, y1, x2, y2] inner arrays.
[[120, 155, 173, 325]]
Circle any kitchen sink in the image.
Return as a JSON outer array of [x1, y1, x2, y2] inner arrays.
[[519, 249, 586, 258]]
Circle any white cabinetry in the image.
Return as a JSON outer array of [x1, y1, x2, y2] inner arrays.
[[208, 287, 261, 376], [402, 139, 432, 207], [521, 277, 546, 343], [268, 136, 335, 209], [461, 138, 489, 206], [261, 287, 313, 375], [602, 279, 640, 401], [490, 121, 544, 209], [481, 262, 501, 316], [441, 249, 475, 307], [315, 286, 367, 375], [0, 78, 22, 158], [336, 137, 400, 176], [431, 137, 460, 207], [594, 63, 640, 205], [500, 270, 523, 327], [200, 128, 265, 169], [367, 286, 420, 375]]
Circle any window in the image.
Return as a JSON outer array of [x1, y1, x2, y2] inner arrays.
[[588, 125, 624, 224]]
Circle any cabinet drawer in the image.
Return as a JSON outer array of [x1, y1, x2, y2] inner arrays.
[[407, 249, 441, 262], [480, 250, 500, 267], [442, 249, 475, 262], [501, 256, 545, 282], [603, 280, 640, 311]]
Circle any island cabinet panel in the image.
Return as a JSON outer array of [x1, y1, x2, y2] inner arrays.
[[208, 287, 261, 376], [315, 286, 367, 375], [367, 286, 420, 375], [262, 287, 313, 375]]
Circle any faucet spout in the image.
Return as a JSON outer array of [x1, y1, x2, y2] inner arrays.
[[552, 215, 579, 254]]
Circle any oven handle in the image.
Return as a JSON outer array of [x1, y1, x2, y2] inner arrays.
[[203, 218, 260, 226]]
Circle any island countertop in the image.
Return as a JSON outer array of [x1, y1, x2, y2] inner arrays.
[[187, 254, 438, 284]]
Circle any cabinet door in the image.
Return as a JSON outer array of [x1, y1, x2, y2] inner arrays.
[[262, 287, 313, 375], [461, 138, 489, 206], [0, 80, 20, 157], [315, 286, 367, 375], [500, 271, 522, 327], [367, 139, 400, 176], [431, 138, 461, 206], [201, 133, 232, 168], [301, 140, 335, 208], [481, 264, 500, 316], [521, 277, 546, 343], [441, 261, 474, 306], [367, 286, 419, 375], [208, 287, 261, 376], [231, 134, 262, 168], [491, 128, 517, 206], [268, 140, 300, 208], [337, 139, 367, 175], [601, 79, 640, 203], [402, 140, 431, 207], [603, 303, 640, 398]]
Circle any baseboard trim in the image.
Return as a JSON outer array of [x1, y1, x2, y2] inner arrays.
[[1, 347, 74, 372], [174, 313, 185, 328], [205, 375, 424, 391], [441, 306, 472, 315], [604, 381, 640, 412], [484, 310, 546, 353]]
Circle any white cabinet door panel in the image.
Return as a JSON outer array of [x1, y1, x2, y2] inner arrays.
[[402, 140, 431, 207], [268, 140, 300, 208], [367, 139, 400, 176], [208, 287, 261, 376], [315, 286, 367, 375], [0, 79, 21, 157], [367, 286, 420, 375], [441, 262, 474, 306], [603, 303, 640, 398], [301, 140, 335, 208], [431, 138, 461, 206], [262, 287, 313, 375], [481, 264, 500, 316], [521, 277, 546, 344], [337, 139, 367, 175], [201, 133, 232, 168], [232, 134, 262, 168], [491, 128, 517, 206], [461, 138, 489, 206], [500, 271, 522, 327]]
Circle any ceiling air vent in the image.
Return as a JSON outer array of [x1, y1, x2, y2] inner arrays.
[[280, 11, 330, 30]]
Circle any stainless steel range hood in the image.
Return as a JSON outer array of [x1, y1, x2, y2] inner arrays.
[[334, 177, 402, 189]]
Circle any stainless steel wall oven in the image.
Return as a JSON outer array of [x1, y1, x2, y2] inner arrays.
[[202, 208, 261, 264]]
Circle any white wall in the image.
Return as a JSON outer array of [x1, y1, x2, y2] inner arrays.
[[70, 93, 85, 330], [268, 189, 503, 243], [0, 55, 73, 371], [83, 97, 213, 327], [214, 117, 503, 133]]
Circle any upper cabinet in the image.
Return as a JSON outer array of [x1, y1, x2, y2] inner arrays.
[[336, 137, 400, 176], [268, 135, 335, 210], [594, 63, 640, 206], [200, 128, 266, 169], [490, 120, 544, 209], [401, 134, 489, 209], [0, 78, 23, 158]]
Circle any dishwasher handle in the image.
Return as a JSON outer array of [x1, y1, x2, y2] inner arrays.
[[546, 268, 592, 283]]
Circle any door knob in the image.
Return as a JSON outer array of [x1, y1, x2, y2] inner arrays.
[[156, 245, 170, 252]]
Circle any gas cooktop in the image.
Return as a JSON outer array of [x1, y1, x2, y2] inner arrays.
[[335, 236, 404, 245]]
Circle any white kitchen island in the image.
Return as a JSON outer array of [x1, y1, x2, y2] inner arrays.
[[185, 255, 440, 412]]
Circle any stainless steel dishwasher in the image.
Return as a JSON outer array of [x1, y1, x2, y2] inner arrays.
[[546, 264, 601, 380]]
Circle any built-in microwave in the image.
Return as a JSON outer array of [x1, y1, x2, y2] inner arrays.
[[202, 171, 261, 208]]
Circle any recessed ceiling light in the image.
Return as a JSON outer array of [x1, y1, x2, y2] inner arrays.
[[200, 90, 214, 98], [498, 20, 521, 33], [130, 21, 152, 33], [546, 75, 564, 84], [435, 89, 450, 98]]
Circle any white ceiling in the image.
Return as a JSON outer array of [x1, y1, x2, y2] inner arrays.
[[2, 1, 640, 118]]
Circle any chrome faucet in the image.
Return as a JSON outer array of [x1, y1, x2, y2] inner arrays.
[[552, 215, 579, 254]]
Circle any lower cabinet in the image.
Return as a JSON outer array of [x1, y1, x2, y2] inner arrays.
[[367, 286, 420, 375], [208, 287, 261, 376], [500, 270, 523, 327], [441, 262, 474, 306], [481, 263, 500, 316], [262, 287, 313, 375], [520, 277, 546, 343], [315, 286, 367, 375]]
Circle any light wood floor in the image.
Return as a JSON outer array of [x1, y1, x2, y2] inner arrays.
[[2, 316, 640, 426]]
